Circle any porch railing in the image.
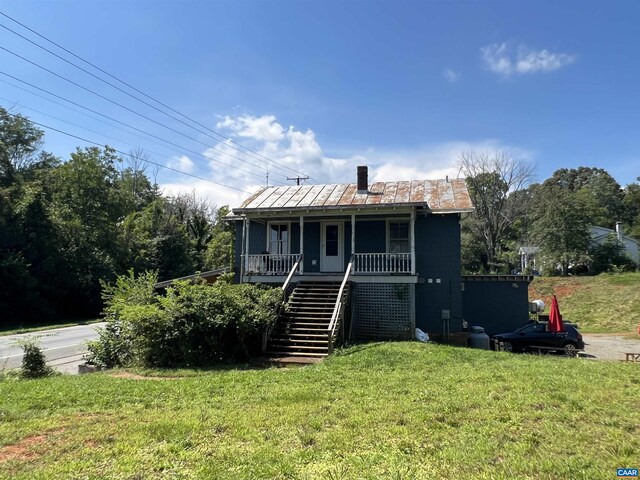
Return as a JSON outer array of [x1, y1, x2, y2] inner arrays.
[[244, 253, 301, 275], [262, 254, 303, 353], [327, 255, 354, 354], [353, 253, 412, 274]]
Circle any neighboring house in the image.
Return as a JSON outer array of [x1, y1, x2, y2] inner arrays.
[[520, 223, 639, 272], [518, 246, 540, 273], [590, 223, 639, 265], [229, 166, 481, 355]]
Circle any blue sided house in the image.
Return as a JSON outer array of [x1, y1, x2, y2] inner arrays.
[[229, 166, 481, 358]]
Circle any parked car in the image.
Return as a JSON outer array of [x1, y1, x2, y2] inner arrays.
[[493, 321, 585, 355]]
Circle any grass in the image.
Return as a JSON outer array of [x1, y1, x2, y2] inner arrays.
[[0, 318, 102, 337], [1, 342, 639, 479], [529, 272, 640, 333]]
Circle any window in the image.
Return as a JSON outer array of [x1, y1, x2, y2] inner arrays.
[[388, 221, 409, 253], [268, 223, 289, 254]]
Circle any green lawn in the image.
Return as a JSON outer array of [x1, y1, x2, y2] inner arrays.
[[1, 342, 638, 479], [529, 272, 640, 333]]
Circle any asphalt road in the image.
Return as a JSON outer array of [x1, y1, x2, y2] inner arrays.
[[0, 323, 106, 374]]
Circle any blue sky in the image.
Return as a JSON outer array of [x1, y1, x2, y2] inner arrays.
[[1, 0, 639, 206]]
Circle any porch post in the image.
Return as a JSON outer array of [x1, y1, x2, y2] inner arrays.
[[245, 217, 250, 272], [410, 208, 416, 274], [299, 215, 304, 274], [351, 214, 356, 273]]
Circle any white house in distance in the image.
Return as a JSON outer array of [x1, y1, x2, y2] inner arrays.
[[519, 222, 639, 272], [591, 222, 639, 265]]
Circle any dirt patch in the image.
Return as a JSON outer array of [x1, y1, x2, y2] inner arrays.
[[0, 429, 65, 464], [109, 372, 183, 381], [583, 334, 640, 361]]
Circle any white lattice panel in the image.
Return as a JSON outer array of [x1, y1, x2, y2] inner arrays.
[[352, 283, 414, 340]]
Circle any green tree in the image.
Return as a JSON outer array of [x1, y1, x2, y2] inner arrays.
[[458, 151, 535, 272], [544, 167, 624, 229], [530, 185, 592, 275]]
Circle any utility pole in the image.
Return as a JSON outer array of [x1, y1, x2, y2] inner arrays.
[[266, 171, 269, 187], [287, 175, 309, 185]]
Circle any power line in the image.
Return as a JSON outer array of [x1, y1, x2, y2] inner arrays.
[[0, 46, 299, 180], [5, 112, 252, 194], [0, 72, 278, 183], [0, 11, 312, 180]]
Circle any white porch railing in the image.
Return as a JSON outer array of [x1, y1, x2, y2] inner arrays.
[[353, 253, 412, 274], [244, 253, 301, 275]]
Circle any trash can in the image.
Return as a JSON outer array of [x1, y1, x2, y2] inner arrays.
[[468, 326, 490, 350]]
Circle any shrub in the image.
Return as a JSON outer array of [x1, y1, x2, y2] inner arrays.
[[87, 272, 282, 368], [16, 337, 55, 378]]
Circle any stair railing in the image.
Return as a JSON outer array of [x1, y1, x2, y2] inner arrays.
[[327, 255, 354, 354], [262, 254, 303, 353]]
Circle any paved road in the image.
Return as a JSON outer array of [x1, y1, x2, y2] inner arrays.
[[0, 323, 106, 374]]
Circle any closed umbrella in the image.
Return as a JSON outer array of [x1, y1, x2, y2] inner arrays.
[[548, 295, 565, 333]]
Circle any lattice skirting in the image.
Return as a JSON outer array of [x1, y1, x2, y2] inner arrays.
[[351, 283, 415, 340]]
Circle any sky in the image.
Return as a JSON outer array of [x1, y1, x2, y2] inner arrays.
[[1, 0, 639, 208]]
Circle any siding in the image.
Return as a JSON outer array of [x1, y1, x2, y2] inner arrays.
[[461, 277, 531, 336], [414, 214, 463, 334]]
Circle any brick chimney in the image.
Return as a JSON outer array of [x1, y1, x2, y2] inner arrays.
[[357, 166, 368, 193]]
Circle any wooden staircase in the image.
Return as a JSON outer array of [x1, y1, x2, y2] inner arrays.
[[266, 281, 349, 358]]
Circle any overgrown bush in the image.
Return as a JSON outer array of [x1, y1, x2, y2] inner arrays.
[[86, 271, 282, 368], [16, 337, 55, 378], [590, 234, 637, 274]]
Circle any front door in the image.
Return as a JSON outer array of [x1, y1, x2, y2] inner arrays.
[[321, 221, 343, 272]]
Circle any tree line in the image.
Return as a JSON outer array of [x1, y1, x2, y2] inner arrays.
[[0, 108, 234, 326], [459, 151, 640, 275]]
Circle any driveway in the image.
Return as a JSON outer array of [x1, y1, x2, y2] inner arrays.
[[0, 323, 106, 374], [582, 333, 640, 361]]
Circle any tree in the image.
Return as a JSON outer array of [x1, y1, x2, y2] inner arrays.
[[458, 151, 535, 272], [530, 185, 592, 275], [544, 167, 624, 229], [205, 206, 235, 271]]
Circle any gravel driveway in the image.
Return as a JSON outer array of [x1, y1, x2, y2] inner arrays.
[[582, 333, 640, 361]]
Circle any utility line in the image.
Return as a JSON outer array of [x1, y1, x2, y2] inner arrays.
[[6, 113, 252, 194], [0, 12, 312, 180], [0, 72, 279, 183], [0, 46, 297, 180], [0, 96, 271, 183], [0, 79, 276, 184]]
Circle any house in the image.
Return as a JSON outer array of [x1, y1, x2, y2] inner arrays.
[[229, 166, 477, 357], [519, 222, 639, 273], [590, 223, 639, 265]]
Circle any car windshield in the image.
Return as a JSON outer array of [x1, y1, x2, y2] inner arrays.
[[515, 322, 547, 333]]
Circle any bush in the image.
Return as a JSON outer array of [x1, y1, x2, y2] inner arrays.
[[16, 337, 55, 378], [87, 272, 282, 368]]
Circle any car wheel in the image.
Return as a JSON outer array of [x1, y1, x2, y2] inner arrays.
[[563, 342, 578, 356], [502, 341, 513, 353]]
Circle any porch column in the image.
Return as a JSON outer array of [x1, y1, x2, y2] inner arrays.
[[299, 215, 304, 274], [351, 214, 356, 273], [410, 208, 416, 275], [245, 217, 250, 272]]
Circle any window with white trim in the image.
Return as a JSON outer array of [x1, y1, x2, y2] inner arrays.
[[388, 221, 410, 253], [268, 223, 289, 254]]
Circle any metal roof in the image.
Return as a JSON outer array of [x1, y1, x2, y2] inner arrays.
[[233, 178, 474, 214]]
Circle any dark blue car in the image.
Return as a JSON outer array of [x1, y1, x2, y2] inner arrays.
[[493, 321, 585, 355]]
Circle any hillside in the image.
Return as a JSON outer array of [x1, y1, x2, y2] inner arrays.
[[529, 273, 640, 333]]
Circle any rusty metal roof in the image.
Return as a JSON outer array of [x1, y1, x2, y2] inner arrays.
[[234, 178, 474, 214]]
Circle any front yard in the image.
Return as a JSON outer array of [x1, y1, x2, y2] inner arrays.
[[1, 342, 638, 479]]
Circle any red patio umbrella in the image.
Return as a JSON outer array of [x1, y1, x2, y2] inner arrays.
[[548, 295, 565, 333]]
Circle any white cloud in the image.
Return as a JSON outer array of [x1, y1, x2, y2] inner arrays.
[[166, 155, 195, 173], [159, 114, 534, 208], [481, 42, 575, 77], [442, 68, 460, 83]]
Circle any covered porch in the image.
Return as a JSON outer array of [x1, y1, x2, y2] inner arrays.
[[239, 209, 418, 282]]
